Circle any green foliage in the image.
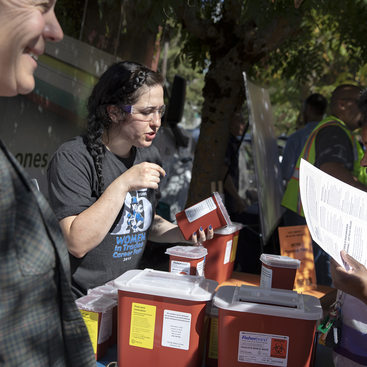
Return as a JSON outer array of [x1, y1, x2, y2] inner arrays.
[[160, 29, 205, 128], [55, 0, 367, 136], [245, 0, 367, 135], [55, 0, 84, 38], [180, 35, 210, 72]]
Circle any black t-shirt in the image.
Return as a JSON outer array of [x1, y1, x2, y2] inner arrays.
[[47, 136, 161, 296], [314, 125, 354, 171]]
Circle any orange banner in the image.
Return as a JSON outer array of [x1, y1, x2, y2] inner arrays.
[[278, 225, 317, 292]]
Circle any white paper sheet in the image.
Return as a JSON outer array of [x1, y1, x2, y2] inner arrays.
[[299, 158, 367, 267]]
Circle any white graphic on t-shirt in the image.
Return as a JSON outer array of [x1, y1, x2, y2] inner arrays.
[[111, 191, 152, 235]]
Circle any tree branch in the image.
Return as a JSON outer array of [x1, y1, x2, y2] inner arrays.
[[172, 2, 219, 42]]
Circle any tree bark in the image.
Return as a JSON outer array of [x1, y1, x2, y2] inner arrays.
[[186, 50, 246, 206], [178, 5, 303, 206]]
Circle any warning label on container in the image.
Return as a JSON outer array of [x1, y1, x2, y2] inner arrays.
[[196, 259, 205, 276], [230, 234, 239, 262], [161, 310, 191, 350], [208, 317, 218, 359], [260, 265, 273, 288], [171, 260, 191, 275], [129, 303, 156, 350], [224, 240, 232, 264], [238, 332, 288, 366], [185, 197, 216, 223], [80, 310, 99, 354]]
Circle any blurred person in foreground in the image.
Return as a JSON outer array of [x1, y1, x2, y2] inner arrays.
[[0, 1, 95, 366]]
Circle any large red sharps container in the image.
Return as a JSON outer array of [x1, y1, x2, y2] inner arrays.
[[203, 223, 243, 284], [213, 285, 322, 367], [165, 245, 208, 276], [113, 269, 217, 367], [260, 254, 300, 290]]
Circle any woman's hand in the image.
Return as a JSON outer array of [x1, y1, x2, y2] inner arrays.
[[148, 216, 214, 246], [191, 225, 214, 246], [120, 162, 166, 191], [330, 250, 367, 304]]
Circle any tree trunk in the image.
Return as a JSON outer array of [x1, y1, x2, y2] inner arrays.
[[179, 7, 303, 207], [186, 49, 246, 206]]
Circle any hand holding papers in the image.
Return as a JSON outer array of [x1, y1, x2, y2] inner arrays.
[[330, 251, 367, 304], [299, 158, 367, 268]]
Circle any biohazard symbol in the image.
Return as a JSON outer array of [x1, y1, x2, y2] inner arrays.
[[270, 338, 287, 359]]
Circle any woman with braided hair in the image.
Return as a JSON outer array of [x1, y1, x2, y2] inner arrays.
[[47, 61, 213, 297]]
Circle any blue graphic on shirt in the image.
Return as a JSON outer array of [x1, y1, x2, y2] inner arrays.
[[110, 190, 152, 260], [127, 196, 144, 232]]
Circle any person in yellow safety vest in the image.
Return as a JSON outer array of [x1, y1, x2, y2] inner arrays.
[[282, 84, 367, 286], [281, 93, 328, 184], [282, 116, 367, 216], [331, 98, 367, 367]]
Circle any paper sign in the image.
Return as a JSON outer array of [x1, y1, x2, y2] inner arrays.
[[278, 225, 317, 291]]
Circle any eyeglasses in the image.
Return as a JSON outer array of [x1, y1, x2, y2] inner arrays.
[[122, 104, 166, 120]]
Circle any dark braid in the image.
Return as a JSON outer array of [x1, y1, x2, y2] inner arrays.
[[85, 61, 164, 196], [122, 70, 149, 94]]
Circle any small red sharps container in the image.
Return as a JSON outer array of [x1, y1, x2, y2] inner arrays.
[[260, 254, 300, 290], [203, 223, 243, 284], [88, 283, 119, 345], [213, 285, 322, 367], [113, 269, 217, 367], [175, 192, 232, 240], [165, 245, 208, 276], [76, 293, 117, 360]]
